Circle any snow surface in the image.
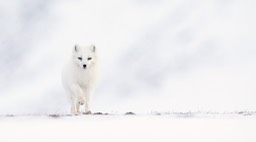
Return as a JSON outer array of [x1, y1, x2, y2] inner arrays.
[[1, 114, 256, 142]]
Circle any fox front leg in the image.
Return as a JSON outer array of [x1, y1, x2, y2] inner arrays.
[[70, 96, 78, 115], [84, 89, 94, 114], [70, 85, 83, 115]]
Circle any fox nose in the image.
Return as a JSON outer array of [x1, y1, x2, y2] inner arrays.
[[83, 64, 87, 69]]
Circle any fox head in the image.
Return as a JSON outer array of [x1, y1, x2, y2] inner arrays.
[[72, 44, 96, 70]]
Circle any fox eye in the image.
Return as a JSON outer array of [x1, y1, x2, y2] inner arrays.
[[88, 57, 92, 60], [78, 57, 82, 60]]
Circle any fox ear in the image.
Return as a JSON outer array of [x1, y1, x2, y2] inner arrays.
[[74, 44, 79, 52], [92, 45, 96, 52]]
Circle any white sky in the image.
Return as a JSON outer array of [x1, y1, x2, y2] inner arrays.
[[0, 0, 255, 114]]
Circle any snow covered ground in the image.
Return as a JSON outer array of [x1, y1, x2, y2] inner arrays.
[[1, 112, 256, 142]]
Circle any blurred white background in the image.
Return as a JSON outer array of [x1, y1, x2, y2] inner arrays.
[[0, 0, 255, 114]]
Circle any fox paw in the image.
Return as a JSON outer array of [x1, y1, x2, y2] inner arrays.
[[83, 111, 92, 115], [78, 101, 84, 105], [71, 111, 81, 116], [78, 97, 85, 105]]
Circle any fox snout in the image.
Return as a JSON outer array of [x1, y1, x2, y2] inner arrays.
[[83, 64, 87, 69]]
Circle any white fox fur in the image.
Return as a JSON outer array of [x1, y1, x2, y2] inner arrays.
[[62, 44, 99, 115]]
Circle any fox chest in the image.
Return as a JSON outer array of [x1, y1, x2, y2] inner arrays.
[[74, 70, 93, 88], [75, 74, 87, 87]]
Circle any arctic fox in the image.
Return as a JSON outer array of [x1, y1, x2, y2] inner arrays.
[[62, 44, 99, 115]]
